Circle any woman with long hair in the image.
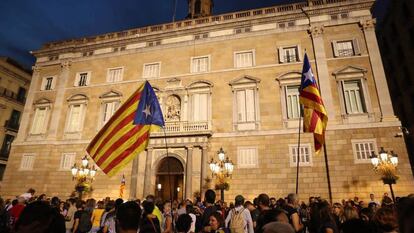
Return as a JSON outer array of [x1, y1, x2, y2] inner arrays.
[[318, 201, 339, 233]]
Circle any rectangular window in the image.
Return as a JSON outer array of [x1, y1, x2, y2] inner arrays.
[[0, 164, 5, 180], [17, 87, 26, 103], [74, 72, 90, 87], [107, 68, 123, 82], [66, 104, 83, 132], [286, 86, 301, 119], [20, 154, 35, 170], [191, 93, 208, 121], [235, 51, 254, 68], [102, 101, 120, 126], [7, 110, 21, 130], [60, 153, 76, 170], [236, 89, 255, 122], [30, 107, 49, 134], [342, 80, 366, 114], [289, 145, 312, 167], [191, 56, 209, 73], [282, 47, 299, 63], [41, 77, 55, 91], [143, 63, 160, 78], [352, 140, 377, 163], [237, 147, 258, 168], [0, 134, 14, 159]]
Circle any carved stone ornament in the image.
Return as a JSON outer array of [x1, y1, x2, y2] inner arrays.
[[360, 19, 376, 31], [309, 25, 325, 37], [60, 60, 72, 69], [165, 95, 181, 121]]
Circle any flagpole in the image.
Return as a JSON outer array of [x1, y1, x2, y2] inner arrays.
[[301, 7, 333, 203], [295, 106, 303, 195], [162, 127, 175, 231]]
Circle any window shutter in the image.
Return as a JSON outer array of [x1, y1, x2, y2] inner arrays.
[[332, 41, 339, 57], [352, 38, 361, 55], [51, 77, 57, 90], [237, 91, 246, 122], [278, 47, 284, 63], [40, 78, 46, 91], [74, 74, 80, 86], [245, 89, 255, 121], [86, 72, 91, 85], [297, 45, 302, 61]]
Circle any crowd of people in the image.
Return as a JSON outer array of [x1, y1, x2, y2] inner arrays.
[[0, 188, 413, 233]]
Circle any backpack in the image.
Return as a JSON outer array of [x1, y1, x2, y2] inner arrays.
[[78, 211, 92, 233], [229, 208, 246, 233]]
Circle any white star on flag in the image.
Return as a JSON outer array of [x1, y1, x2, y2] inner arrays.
[[143, 104, 151, 118], [303, 68, 314, 83]]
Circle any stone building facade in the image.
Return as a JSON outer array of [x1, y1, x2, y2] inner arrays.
[[0, 57, 31, 182], [1, 0, 414, 202]]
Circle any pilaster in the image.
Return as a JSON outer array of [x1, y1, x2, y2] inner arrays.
[[129, 155, 140, 199], [185, 146, 193, 199], [360, 19, 396, 121], [143, 148, 153, 197], [47, 60, 71, 139], [309, 25, 337, 122]]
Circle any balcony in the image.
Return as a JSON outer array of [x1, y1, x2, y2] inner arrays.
[[151, 121, 212, 137], [4, 120, 19, 132], [0, 87, 25, 105]]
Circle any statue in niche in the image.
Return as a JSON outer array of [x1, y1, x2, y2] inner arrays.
[[165, 95, 181, 121]]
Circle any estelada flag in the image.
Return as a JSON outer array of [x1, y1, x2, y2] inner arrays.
[[299, 53, 328, 154], [119, 174, 126, 198], [87, 81, 164, 177]]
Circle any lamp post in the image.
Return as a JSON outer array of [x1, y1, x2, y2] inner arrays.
[[70, 155, 97, 199], [208, 147, 234, 202], [370, 147, 399, 202]]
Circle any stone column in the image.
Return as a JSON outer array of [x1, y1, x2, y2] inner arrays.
[[309, 26, 336, 122], [48, 60, 71, 139], [200, 146, 208, 196], [185, 146, 193, 200], [143, 148, 153, 197], [15, 66, 42, 142], [360, 19, 396, 121], [129, 155, 140, 199]]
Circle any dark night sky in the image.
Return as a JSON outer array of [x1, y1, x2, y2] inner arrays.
[[0, 0, 389, 69]]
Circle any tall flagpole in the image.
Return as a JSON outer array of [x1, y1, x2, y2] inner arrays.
[[162, 127, 175, 231], [301, 7, 333, 203], [295, 106, 302, 195]]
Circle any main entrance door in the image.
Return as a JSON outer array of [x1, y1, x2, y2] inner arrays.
[[156, 157, 184, 201]]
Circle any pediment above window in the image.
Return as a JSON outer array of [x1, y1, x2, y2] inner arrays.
[[99, 90, 122, 99], [229, 75, 260, 89], [276, 71, 302, 85], [67, 94, 88, 103], [34, 98, 52, 105], [165, 78, 182, 90], [333, 66, 367, 80], [187, 80, 213, 89]]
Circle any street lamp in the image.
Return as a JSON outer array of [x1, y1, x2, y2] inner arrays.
[[370, 147, 399, 202], [208, 147, 234, 201], [70, 155, 97, 199]]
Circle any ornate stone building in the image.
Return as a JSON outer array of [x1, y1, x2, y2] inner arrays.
[[0, 57, 31, 182], [1, 0, 414, 202]]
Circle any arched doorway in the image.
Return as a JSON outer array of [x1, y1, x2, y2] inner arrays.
[[156, 157, 184, 201]]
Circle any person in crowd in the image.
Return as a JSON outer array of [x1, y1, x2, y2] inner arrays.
[[146, 195, 163, 226], [186, 204, 197, 233], [270, 198, 277, 209], [342, 205, 359, 221], [0, 198, 10, 233], [90, 201, 104, 233], [140, 200, 161, 233], [283, 194, 303, 233], [176, 214, 193, 233], [200, 189, 218, 233], [381, 196, 393, 207], [115, 201, 141, 233], [331, 203, 345, 230], [19, 188, 36, 201], [373, 207, 398, 233], [360, 207, 374, 222], [244, 201, 260, 229], [397, 196, 414, 233], [85, 199, 96, 214], [103, 198, 123, 233], [37, 194, 47, 202], [14, 201, 65, 233], [209, 211, 227, 233], [65, 198, 77, 233], [101, 201, 115, 233], [341, 219, 374, 233], [60, 201, 68, 217], [48, 197, 66, 232], [72, 200, 91, 233], [177, 200, 187, 216], [225, 195, 254, 233], [255, 193, 271, 233], [317, 200, 338, 233], [262, 222, 295, 233], [162, 201, 173, 233], [9, 196, 26, 228], [368, 194, 380, 207]]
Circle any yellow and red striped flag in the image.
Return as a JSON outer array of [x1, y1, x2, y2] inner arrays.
[[87, 81, 164, 177], [119, 174, 126, 198], [299, 53, 328, 154]]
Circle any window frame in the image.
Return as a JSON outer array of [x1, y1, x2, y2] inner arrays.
[[237, 146, 259, 169], [40, 76, 57, 91], [190, 55, 211, 73], [19, 153, 36, 171], [30, 99, 52, 135], [59, 153, 76, 171], [276, 72, 304, 128], [332, 38, 361, 58], [234, 50, 255, 68], [64, 95, 88, 137], [278, 45, 301, 64], [289, 144, 313, 167], [106, 67, 124, 83], [351, 139, 378, 164], [74, 71, 91, 87], [143, 62, 161, 79]]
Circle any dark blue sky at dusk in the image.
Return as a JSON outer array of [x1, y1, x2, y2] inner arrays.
[[0, 0, 389, 68]]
